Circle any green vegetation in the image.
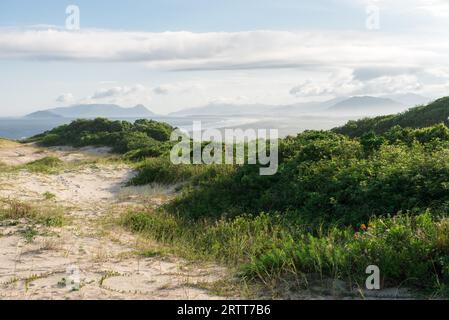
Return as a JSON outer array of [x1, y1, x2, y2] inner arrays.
[[43, 191, 56, 200], [22, 156, 64, 174], [129, 157, 235, 186], [0, 198, 67, 227], [25, 99, 449, 296], [122, 210, 449, 294], [166, 129, 449, 226], [119, 121, 449, 295], [25, 117, 174, 155], [126, 100, 449, 295], [333, 96, 449, 137]]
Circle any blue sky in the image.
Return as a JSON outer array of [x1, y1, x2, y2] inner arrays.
[[1, 0, 449, 116], [0, 0, 366, 32]]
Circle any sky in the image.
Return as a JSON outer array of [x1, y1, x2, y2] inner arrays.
[[1, 0, 449, 116]]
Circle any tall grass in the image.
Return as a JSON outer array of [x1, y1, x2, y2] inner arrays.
[[21, 156, 64, 174], [121, 209, 449, 296], [0, 198, 67, 227], [129, 157, 235, 186]]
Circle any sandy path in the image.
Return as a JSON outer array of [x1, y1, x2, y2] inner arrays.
[[0, 141, 229, 300]]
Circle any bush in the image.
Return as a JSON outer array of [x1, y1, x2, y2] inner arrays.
[[166, 128, 449, 225], [25, 118, 175, 154], [333, 97, 449, 137]]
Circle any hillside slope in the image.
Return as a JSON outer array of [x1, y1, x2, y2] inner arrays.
[[26, 104, 155, 118], [333, 97, 449, 137]]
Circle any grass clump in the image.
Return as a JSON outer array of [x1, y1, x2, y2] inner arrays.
[[22, 156, 64, 174], [129, 157, 235, 186], [121, 211, 286, 265], [43, 191, 56, 200], [0, 198, 67, 227]]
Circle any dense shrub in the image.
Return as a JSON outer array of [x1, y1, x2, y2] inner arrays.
[[25, 118, 175, 154], [166, 128, 449, 226], [333, 97, 449, 137]]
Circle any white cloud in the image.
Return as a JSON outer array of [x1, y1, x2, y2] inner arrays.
[[2, 26, 449, 106], [355, 75, 422, 95], [91, 85, 145, 100], [290, 81, 335, 97], [0, 28, 448, 74], [69, 84, 152, 106], [56, 93, 74, 103], [290, 72, 423, 98]]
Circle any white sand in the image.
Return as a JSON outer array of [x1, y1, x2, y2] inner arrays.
[[0, 142, 229, 300]]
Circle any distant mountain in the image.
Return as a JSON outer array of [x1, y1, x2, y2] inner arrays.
[[380, 93, 431, 107], [25, 110, 63, 119], [327, 96, 405, 115], [169, 103, 278, 116], [333, 96, 449, 137], [26, 104, 155, 118], [170, 96, 408, 118], [274, 97, 349, 115], [170, 98, 353, 117]]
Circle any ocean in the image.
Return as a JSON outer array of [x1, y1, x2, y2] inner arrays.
[[0, 116, 260, 140], [0, 115, 354, 140]]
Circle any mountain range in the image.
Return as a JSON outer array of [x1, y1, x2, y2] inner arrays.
[[26, 104, 154, 118], [25, 93, 430, 119], [327, 96, 405, 115], [169, 94, 429, 117]]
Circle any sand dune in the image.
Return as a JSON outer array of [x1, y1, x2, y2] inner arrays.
[[0, 141, 229, 300]]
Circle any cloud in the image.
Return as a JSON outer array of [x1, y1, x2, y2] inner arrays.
[[352, 67, 421, 81], [56, 93, 74, 103], [152, 85, 172, 95], [0, 28, 448, 74], [91, 85, 145, 100], [355, 75, 422, 95], [1, 26, 448, 100], [71, 84, 152, 106], [290, 81, 335, 97], [290, 72, 422, 98], [152, 83, 205, 95]]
